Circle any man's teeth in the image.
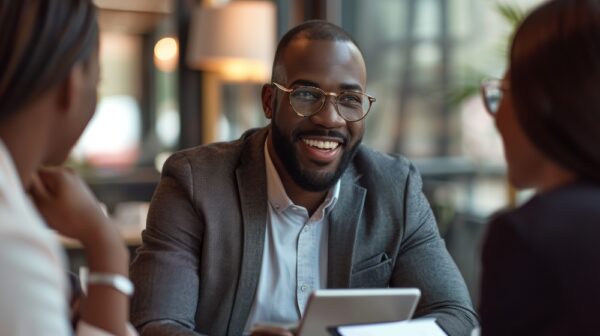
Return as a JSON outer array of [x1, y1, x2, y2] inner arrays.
[[302, 138, 340, 150]]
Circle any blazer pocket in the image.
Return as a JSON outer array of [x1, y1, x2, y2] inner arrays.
[[350, 253, 393, 288], [352, 252, 391, 275]]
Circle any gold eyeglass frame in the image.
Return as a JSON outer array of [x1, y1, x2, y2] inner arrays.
[[272, 82, 376, 122]]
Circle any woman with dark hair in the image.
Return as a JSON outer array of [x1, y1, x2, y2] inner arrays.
[[0, 1, 132, 335], [479, 0, 600, 334]]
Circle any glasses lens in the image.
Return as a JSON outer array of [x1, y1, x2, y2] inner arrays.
[[337, 92, 370, 121], [485, 88, 502, 114], [289, 87, 324, 116], [482, 80, 503, 115]]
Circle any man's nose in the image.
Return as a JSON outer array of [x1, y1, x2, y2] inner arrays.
[[309, 96, 346, 128]]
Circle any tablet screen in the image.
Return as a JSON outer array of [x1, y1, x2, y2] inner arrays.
[[297, 288, 421, 336]]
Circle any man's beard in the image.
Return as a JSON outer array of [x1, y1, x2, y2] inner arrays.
[[271, 121, 361, 192]]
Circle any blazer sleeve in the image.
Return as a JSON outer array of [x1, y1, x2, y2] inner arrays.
[[129, 153, 205, 336], [391, 164, 479, 336]]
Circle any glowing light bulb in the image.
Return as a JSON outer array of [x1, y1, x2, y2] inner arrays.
[[154, 37, 178, 72]]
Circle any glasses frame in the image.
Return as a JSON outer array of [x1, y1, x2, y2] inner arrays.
[[272, 82, 376, 122], [480, 78, 509, 116]]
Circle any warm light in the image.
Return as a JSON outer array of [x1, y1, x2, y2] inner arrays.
[[187, 1, 275, 82], [221, 59, 268, 82], [154, 37, 179, 72], [198, 58, 270, 82], [155, 37, 177, 60]]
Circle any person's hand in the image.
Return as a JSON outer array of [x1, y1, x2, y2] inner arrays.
[[250, 325, 295, 336], [30, 167, 129, 335], [28, 167, 117, 246]]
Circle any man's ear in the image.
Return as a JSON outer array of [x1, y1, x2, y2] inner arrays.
[[261, 83, 275, 119]]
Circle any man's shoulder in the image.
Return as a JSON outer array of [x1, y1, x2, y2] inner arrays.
[[163, 128, 266, 173], [344, 146, 423, 199], [352, 145, 416, 179], [170, 139, 244, 166]]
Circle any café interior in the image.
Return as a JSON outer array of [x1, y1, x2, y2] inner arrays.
[[68, 0, 545, 306]]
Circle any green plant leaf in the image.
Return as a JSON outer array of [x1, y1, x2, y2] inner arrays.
[[447, 68, 488, 107], [495, 3, 527, 28], [449, 2, 530, 106]]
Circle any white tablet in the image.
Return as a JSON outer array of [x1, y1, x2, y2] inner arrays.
[[296, 288, 421, 336]]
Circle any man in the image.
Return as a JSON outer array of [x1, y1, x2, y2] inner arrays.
[[130, 20, 478, 336]]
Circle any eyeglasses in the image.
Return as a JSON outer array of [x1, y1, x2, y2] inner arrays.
[[480, 78, 509, 115], [272, 82, 376, 122]]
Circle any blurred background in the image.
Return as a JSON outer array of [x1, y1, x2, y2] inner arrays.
[[66, 0, 545, 305]]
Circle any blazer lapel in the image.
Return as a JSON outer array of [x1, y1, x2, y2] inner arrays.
[[228, 128, 269, 336], [327, 167, 366, 288]]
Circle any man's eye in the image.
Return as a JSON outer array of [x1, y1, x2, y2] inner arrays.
[[339, 93, 362, 105], [293, 89, 321, 101]]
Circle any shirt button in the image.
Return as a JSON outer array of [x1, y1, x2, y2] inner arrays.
[[300, 285, 307, 292]]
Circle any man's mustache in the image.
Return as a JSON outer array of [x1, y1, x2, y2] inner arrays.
[[293, 129, 349, 144]]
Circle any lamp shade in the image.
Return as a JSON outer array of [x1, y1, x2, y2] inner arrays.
[[187, 1, 276, 82]]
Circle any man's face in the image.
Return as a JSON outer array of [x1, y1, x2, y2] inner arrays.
[[263, 38, 367, 192]]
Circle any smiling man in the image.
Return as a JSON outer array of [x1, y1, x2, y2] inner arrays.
[[130, 21, 478, 336]]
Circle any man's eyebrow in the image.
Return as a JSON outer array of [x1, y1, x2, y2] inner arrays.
[[289, 80, 364, 92], [340, 83, 364, 92], [289, 79, 319, 87]]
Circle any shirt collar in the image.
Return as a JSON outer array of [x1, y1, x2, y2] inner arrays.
[[264, 140, 340, 215]]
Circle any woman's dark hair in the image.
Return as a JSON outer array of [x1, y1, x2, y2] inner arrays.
[[0, 0, 98, 117], [510, 0, 600, 181]]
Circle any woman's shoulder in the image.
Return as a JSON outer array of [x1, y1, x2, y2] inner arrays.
[[527, 180, 600, 207], [512, 181, 600, 226], [489, 181, 600, 255]]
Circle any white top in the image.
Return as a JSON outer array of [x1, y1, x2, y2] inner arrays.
[[244, 142, 340, 332], [0, 139, 128, 336]]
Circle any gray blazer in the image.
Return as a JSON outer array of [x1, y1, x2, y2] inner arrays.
[[130, 127, 478, 336]]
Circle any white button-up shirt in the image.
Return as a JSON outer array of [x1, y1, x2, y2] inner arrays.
[[244, 142, 340, 332]]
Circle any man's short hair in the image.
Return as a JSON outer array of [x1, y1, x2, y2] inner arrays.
[[271, 20, 361, 82]]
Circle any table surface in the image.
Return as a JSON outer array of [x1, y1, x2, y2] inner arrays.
[[59, 225, 143, 248]]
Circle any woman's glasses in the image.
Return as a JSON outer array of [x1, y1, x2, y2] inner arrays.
[[481, 78, 509, 116]]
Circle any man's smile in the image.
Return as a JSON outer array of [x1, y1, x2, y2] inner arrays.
[[298, 136, 343, 164], [301, 138, 342, 150]]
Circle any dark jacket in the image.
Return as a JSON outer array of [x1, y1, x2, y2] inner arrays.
[[131, 127, 478, 336], [480, 181, 600, 335]]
